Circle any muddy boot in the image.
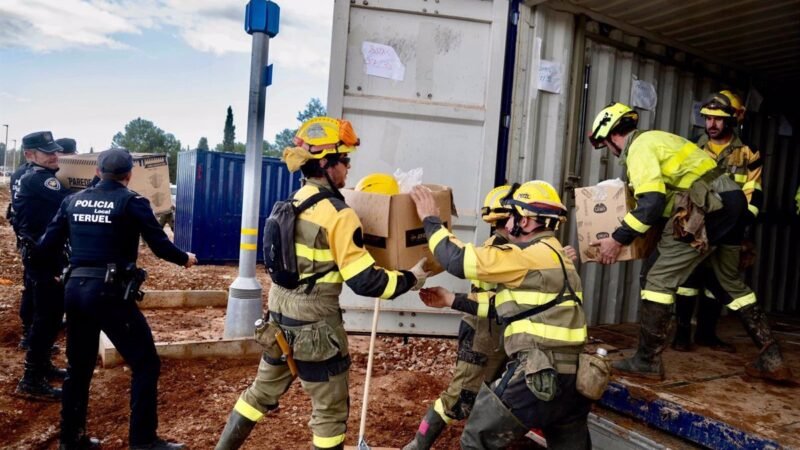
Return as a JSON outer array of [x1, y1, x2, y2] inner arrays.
[[59, 435, 102, 450], [671, 294, 695, 352], [15, 363, 62, 402], [738, 304, 793, 382], [130, 438, 185, 450], [402, 405, 448, 450], [612, 300, 672, 380], [44, 361, 68, 380], [695, 297, 736, 353], [215, 410, 257, 450]]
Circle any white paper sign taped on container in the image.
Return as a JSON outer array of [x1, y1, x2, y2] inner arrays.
[[362, 41, 405, 81], [631, 79, 657, 111], [537, 59, 563, 94]]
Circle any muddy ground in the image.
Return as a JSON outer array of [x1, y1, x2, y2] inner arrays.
[[0, 186, 539, 449]]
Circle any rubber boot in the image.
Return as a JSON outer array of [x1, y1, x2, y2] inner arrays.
[[215, 410, 257, 450], [737, 304, 793, 382], [130, 438, 185, 449], [461, 384, 528, 449], [671, 294, 695, 352], [15, 362, 62, 402], [44, 361, 68, 380], [695, 297, 736, 353], [612, 300, 672, 380], [402, 405, 448, 450]]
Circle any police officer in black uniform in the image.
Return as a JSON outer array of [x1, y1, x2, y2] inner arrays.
[[37, 148, 197, 450], [13, 131, 71, 401], [8, 142, 36, 350]]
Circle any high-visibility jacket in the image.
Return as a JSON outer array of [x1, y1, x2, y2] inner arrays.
[[696, 134, 763, 217], [269, 179, 416, 322], [424, 218, 586, 356], [613, 130, 718, 245], [465, 233, 505, 320]]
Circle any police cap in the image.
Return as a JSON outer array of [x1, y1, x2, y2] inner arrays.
[[55, 138, 77, 154], [22, 131, 63, 153], [98, 148, 134, 174]]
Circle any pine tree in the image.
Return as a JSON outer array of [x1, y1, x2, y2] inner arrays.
[[197, 137, 209, 151], [223, 106, 235, 152]]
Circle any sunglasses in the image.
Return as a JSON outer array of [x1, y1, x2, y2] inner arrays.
[[338, 156, 351, 166]]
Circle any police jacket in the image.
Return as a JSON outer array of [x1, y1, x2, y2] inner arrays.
[[13, 164, 72, 241], [269, 179, 417, 323], [38, 180, 188, 269], [7, 162, 33, 231], [612, 130, 719, 245], [696, 134, 763, 218], [424, 217, 587, 356]]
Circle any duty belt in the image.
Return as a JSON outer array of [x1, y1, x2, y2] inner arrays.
[[70, 267, 107, 278]]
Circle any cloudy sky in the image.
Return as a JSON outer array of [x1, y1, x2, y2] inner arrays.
[[0, 0, 334, 153]]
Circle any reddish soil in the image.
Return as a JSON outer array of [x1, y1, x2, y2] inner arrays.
[[0, 186, 538, 449]]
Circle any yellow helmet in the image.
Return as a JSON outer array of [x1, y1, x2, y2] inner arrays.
[[481, 185, 515, 224], [504, 180, 567, 227], [355, 173, 399, 195], [294, 116, 360, 159], [699, 91, 741, 121], [589, 102, 639, 148]]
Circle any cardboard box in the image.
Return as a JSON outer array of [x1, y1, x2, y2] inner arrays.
[[574, 181, 660, 263], [57, 153, 172, 215], [341, 184, 455, 274]]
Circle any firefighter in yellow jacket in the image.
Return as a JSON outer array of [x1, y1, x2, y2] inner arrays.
[[215, 117, 428, 450], [589, 103, 791, 383], [411, 181, 592, 449], [402, 185, 515, 450], [673, 90, 762, 353]]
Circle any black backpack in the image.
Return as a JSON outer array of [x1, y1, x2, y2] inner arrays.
[[263, 190, 335, 291]]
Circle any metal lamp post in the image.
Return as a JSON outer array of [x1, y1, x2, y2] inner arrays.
[[2, 124, 8, 181], [224, 0, 280, 338]]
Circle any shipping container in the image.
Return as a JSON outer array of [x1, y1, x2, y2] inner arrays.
[[175, 149, 300, 263], [328, 0, 799, 447]]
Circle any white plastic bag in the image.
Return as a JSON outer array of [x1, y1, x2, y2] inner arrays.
[[393, 167, 424, 193]]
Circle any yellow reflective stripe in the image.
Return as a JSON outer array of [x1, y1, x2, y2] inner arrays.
[[379, 270, 398, 299], [495, 290, 582, 307], [641, 290, 674, 304], [340, 253, 376, 280], [428, 227, 450, 253], [634, 181, 666, 196], [294, 243, 334, 262], [734, 174, 748, 184], [477, 303, 490, 318], [663, 143, 698, 175], [623, 212, 651, 233], [747, 203, 759, 217], [727, 292, 757, 310], [742, 180, 761, 191], [463, 245, 478, 280], [241, 228, 258, 235], [471, 279, 495, 291], [312, 433, 346, 448], [475, 292, 492, 304], [240, 243, 257, 250], [504, 320, 587, 344], [234, 398, 264, 422], [703, 289, 716, 300], [299, 271, 343, 283], [433, 398, 453, 424], [676, 287, 699, 296]]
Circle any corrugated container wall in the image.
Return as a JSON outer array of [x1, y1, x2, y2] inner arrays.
[[509, 4, 800, 324], [175, 149, 300, 263]]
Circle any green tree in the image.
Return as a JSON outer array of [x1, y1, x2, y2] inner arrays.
[[197, 137, 209, 151], [264, 98, 327, 158], [112, 117, 182, 182], [223, 106, 236, 152]]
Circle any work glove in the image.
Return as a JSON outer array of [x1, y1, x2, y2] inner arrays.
[[409, 257, 430, 291]]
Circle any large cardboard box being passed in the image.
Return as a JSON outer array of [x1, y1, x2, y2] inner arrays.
[[574, 180, 659, 263], [342, 184, 454, 275], [56, 153, 172, 215]]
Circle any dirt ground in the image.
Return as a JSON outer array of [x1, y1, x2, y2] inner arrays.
[[0, 186, 540, 449]]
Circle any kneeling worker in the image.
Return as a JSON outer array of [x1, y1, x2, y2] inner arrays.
[[215, 117, 428, 450], [411, 181, 592, 449]]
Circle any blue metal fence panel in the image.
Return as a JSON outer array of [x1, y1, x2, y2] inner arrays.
[[175, 149, 301, 263]]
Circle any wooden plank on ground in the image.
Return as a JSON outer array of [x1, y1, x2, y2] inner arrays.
[[139, 290, 227, 309], [98, 334, 261, 368]]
